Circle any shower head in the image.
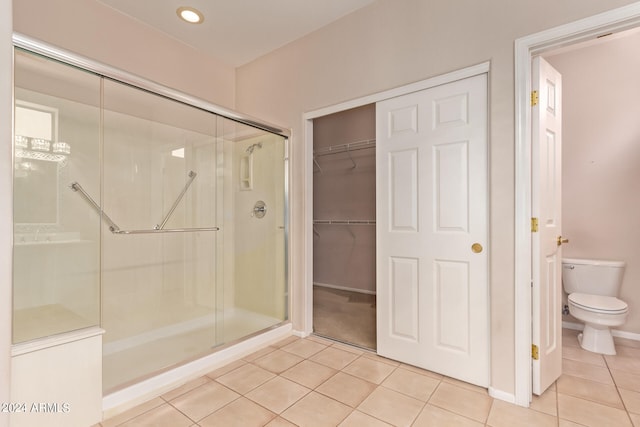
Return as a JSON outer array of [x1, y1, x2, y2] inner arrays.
[[246, 142, 262, 154]]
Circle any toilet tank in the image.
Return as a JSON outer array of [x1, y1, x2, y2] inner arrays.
[[562, 258, 626, 296]]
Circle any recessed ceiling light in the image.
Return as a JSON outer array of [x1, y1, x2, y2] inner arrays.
[[177, 6, 204, 24]]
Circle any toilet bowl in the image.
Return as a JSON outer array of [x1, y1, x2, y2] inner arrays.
[[567, 292, 628, 355], [562, 258, 628, 355]]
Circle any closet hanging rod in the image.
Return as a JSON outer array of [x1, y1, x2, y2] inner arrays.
[[313, 157, 323, 174], [313, 139, 376, 157], [313, 219, 376, 225]]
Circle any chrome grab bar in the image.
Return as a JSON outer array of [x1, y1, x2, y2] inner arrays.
[[156, 171, 197, 230], [71, 179, 218, 235], [113, 227, 219, 235], [70, 182, 121, 232]]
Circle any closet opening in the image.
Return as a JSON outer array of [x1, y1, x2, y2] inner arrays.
[[312, 104, 376, 350]]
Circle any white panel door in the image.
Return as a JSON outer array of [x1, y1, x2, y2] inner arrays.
[[376, 74, 488, 386], [532, 56, 563, 395]]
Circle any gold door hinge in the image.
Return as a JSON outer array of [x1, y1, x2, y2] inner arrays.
[[531, 217, 539, 233], [532, 344, 539, 360], [531, 90, 539, 106]]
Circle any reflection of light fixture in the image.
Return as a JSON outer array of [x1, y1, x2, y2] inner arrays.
[[14, 134, 70, 162], [31, 138, 50, 151], [15, 135, 29, 148], [177, 6, 204, 24], [53, 141, 71, 155]]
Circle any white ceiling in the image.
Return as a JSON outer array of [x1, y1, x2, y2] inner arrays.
[[97, 0, 377, 67]]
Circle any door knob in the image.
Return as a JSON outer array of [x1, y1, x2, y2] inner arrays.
[[557, 236, 569, 246], [471, 243, 483, 253]]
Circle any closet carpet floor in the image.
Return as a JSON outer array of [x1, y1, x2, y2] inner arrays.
[[313, 286, 376, 350]]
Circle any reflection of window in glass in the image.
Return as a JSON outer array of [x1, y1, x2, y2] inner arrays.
[[14, 101, 62, 225], [14, 101, 70, 160], [16, 104, 54, 141]]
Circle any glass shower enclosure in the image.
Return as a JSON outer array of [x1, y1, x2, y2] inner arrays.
[[12, 46, 289, 392]]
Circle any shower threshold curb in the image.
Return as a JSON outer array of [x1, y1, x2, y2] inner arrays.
[[102, 322, 292, 419]]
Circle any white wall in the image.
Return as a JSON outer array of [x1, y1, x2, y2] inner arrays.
[[1, 0, 13, 424], [546, 30, 640, 334], [11, 332, 103, 427], [13, 0, 236, 109], [235, 0, 639, 396]]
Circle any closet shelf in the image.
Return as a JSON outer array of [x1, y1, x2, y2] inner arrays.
[[313, 219, 376, 225], [313, 139, 375, 172], [313, 219, 375, 238], [313, 139, 376, 157]]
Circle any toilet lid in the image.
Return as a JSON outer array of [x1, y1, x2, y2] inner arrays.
[[569, 293, 628, 314]]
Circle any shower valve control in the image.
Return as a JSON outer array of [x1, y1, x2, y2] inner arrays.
[[253, 200, 267, 218]]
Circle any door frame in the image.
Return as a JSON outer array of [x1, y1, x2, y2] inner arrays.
[[0, 1, 13, 424], [301, 64, 490, 346], [513, 2, 640, 407]]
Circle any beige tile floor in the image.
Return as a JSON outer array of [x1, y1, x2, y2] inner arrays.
[[99, 328, 640, 426]]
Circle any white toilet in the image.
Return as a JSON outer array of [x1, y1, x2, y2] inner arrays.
[[562, 258, 628, 355]]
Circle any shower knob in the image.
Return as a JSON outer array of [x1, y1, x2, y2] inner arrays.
[[253, 200, 267, 218]]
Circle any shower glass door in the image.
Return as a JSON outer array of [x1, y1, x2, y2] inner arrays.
[[101, 80, 222, 391], [100, 82, 289, 391], [12, 49, 102, 344], [13, 46, 289, 394], [219, 118, 288, 343]]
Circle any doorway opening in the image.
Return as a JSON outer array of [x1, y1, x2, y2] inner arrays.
[[311, 104, 377, 350], [514, 2, 640, 407], [304, 63, 491, 390]]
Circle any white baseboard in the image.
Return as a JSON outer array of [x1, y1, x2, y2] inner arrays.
[[562, 321, 583, 331], [563, 321, 640, 341], [292, 329, 309, 338], [489, 387, 516, 404], [313, 282, 376, 295], [613, 329, 640, 341]]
